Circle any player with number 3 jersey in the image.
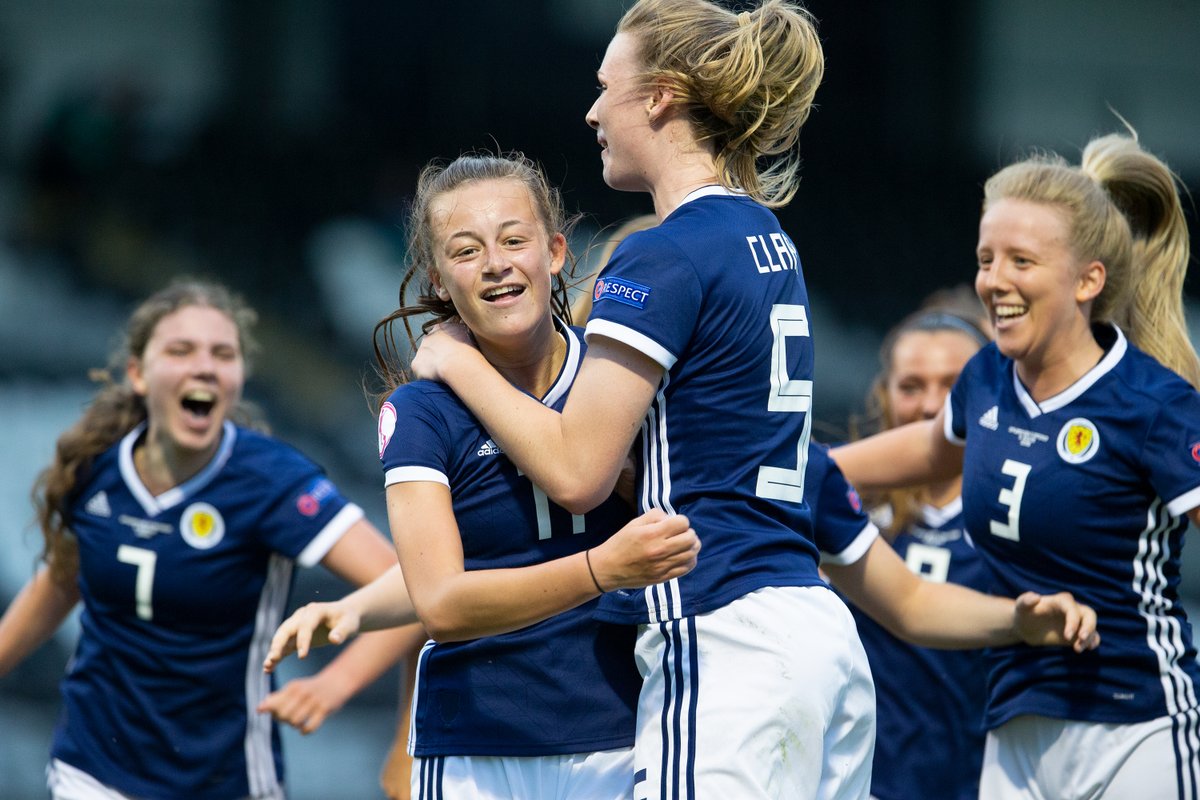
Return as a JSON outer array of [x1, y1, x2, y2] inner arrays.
[[834, 132, 1200, 799]]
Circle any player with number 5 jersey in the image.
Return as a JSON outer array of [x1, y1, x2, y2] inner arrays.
[[833, 131, 1200, 799], [409, 2, 878, 797]]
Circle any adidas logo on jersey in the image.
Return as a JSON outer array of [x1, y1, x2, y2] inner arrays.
[[84, 491, 112, 518], [979, 406, 999, 430], [477, 439, 503, 456]]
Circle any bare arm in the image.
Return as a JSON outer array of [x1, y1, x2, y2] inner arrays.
[[0, 564, 80, 677], [389, 481, 697, 642], [830, 410, 963, 494], [823, 537, 1099, 652], [412, 324, 662, 513], [259, 519, 421, 731]]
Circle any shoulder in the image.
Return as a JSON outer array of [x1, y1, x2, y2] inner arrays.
[[229, 426, 323, 479], [1112, 341, 1198, 406], [383, 379, 465, 426]]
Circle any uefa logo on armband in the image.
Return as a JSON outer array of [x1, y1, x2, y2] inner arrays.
[[593, 276, 650, 310]]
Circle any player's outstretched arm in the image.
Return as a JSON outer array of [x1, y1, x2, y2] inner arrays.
[[260, 621, 425, 735], [824, 537, 1100, 652], [830, 409, 962, 494], [0, 565, 81, 677], [262, 563, 415, 673]]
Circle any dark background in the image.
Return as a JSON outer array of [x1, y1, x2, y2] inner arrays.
[[0, 2, 1197, 798]]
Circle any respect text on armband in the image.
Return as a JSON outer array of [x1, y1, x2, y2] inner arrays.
[[745, 232, 799, 274], [594, 276, 651, 309]]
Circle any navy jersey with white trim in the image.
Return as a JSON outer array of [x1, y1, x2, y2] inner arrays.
[[380, 323, 640, 757], [53, 421, 361, 800], [948, 324, 1200, 729], [588, 188, 823, 624]]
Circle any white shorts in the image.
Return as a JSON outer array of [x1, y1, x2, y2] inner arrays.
[[632, 586, 875, 800], [47, 761, 133, 800], [980, 713, 1200, 799], [47, 758, 279, 800], [411, 747, 634, 800]]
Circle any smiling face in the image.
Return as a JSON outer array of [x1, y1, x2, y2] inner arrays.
[[427, 177, 566, 356], [975, 198, 1104, 373], [586, 32, 655, 193], [885, 330, 981, 427], [127, 304, 244, 460]]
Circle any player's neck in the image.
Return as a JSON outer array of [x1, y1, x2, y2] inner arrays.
[[482, 326, 567, 400], [133, 434, 217, 496]]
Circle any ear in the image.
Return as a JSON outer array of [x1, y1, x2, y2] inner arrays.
[[646, 80, 675, 124], [126, 355, 148, 397], [1076, 259, 1106, 304], [429, 268, 451, 302], [548, 232, 567, 277]]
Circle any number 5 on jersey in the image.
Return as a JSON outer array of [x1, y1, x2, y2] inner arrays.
[[756, 303, 813, 504]]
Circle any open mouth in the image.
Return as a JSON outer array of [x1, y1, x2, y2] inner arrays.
[[993, 303, 1028, 322], [181, 390, 216, 418], [482, 286, 525, 302]]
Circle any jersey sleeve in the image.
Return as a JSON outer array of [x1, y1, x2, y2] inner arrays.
[[946, 350, 990, 445], [808, 443, 879, 566], [583, 231, 703, 370], [1142, 386, 1200, 517], [379, 384, 453, 488], [255, 446, 364, 567]]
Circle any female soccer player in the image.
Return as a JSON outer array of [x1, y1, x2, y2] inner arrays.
[[266, 152, 700, 800], [0, 280, 420, 800], [844, 288, 994, 800], [834, 132, 1200, 799], [408, 4, 861, 794]]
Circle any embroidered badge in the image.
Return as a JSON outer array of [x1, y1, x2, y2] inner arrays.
[[180, 502, 225, 549], [378, 401, 397, 457], [1056, 418, 1100, 464]]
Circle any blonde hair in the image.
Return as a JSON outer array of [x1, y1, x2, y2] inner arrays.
[[617, 0, 824, 208], [33, 279, 262, 586], [983, 133, 1199, 388], [373, 152, 577, 404]]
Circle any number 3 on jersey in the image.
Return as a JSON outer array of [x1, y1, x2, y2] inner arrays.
[[990, 459, 1031, 541], [756, 304, 813, 504]]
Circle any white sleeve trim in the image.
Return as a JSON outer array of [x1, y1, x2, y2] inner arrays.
[[384, 466, 449, 488], [297, 503, 364, 567], [943, 393, 965, 446], [584, 319, 677, 370], [1166, 486, 1200, 519], [819, 522, 880, 566]]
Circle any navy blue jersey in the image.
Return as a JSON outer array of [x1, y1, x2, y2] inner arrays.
[[807, 443, 878, 567], [379, 323, 640, 757], [587, 187, 823, 624], [948, 324, 1200, 730], [53, 421, 364, 800]]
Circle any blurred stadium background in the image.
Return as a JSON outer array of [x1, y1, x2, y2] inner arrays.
[[1, 1, 1197, 797]]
